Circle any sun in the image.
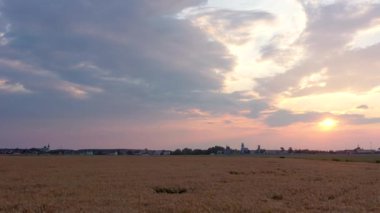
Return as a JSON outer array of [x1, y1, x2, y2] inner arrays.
[[318, 118, 338, 131]]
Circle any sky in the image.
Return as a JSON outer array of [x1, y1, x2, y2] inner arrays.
[[0, 0, 379, 150]]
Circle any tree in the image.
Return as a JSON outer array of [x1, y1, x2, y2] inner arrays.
[[192, 149, 205, 155], [206, 146, 225, 155], [288, 147, 293, 153], [172, 149, 182, 155], [182, 148, 193, 155]]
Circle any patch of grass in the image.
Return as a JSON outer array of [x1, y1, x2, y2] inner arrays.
[[375, 160, 380, 164], [271, 194, 283, 200], [153, 186, 187, 194], [328, 195, 335, 200], [332, 158, 341, 162], [279, 156, 286, 159], [229, 171, 245, 175]]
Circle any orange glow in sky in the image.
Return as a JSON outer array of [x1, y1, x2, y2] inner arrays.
[[318, 118, 338, 131]]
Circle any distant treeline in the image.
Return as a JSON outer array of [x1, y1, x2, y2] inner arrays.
[[1, 145, 379, 156], [171, 146, 235, 155], [170, 146, 329, 155]]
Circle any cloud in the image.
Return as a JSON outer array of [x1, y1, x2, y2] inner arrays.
[[0, 0, 239, 120], [264, 109, 380, 127], [0, 78, 30, 93], [348, 23, 380, 49], [264, 110, 321, 127], [182, 9, 274, 44], [341, 113, 380, 125], [245, 100, 269, 118], [181, 0, 307, 93], [257, 1, 380, 97], [356, 104, 369, 109], [57, 81, 103, 99], [174, 108, 211, 118]]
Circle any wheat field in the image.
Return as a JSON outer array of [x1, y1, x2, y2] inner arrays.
[[0, 156, 379, 212]]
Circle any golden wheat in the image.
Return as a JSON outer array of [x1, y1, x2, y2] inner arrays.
[[0, 156, 379, 212]]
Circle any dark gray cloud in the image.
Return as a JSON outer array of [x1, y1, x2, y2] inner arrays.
[[0, 0, 243, 122], [246, 100, 269, 118]]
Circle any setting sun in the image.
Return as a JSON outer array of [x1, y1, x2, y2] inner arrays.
[[318, 118, 338, 131]]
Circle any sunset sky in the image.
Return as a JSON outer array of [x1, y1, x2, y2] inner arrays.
[[0, 0, 379, 150]]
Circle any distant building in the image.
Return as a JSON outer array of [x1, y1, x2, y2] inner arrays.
[[78, 150, 94, 155], [240, 143, 249, 154], [41, 144, 50, 152], [51, 149, 75, 155], [353, 146, 375, 154], [224, 146, 232, 155], [162, 151, 171, 155], [153, 150, 162, 155]]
